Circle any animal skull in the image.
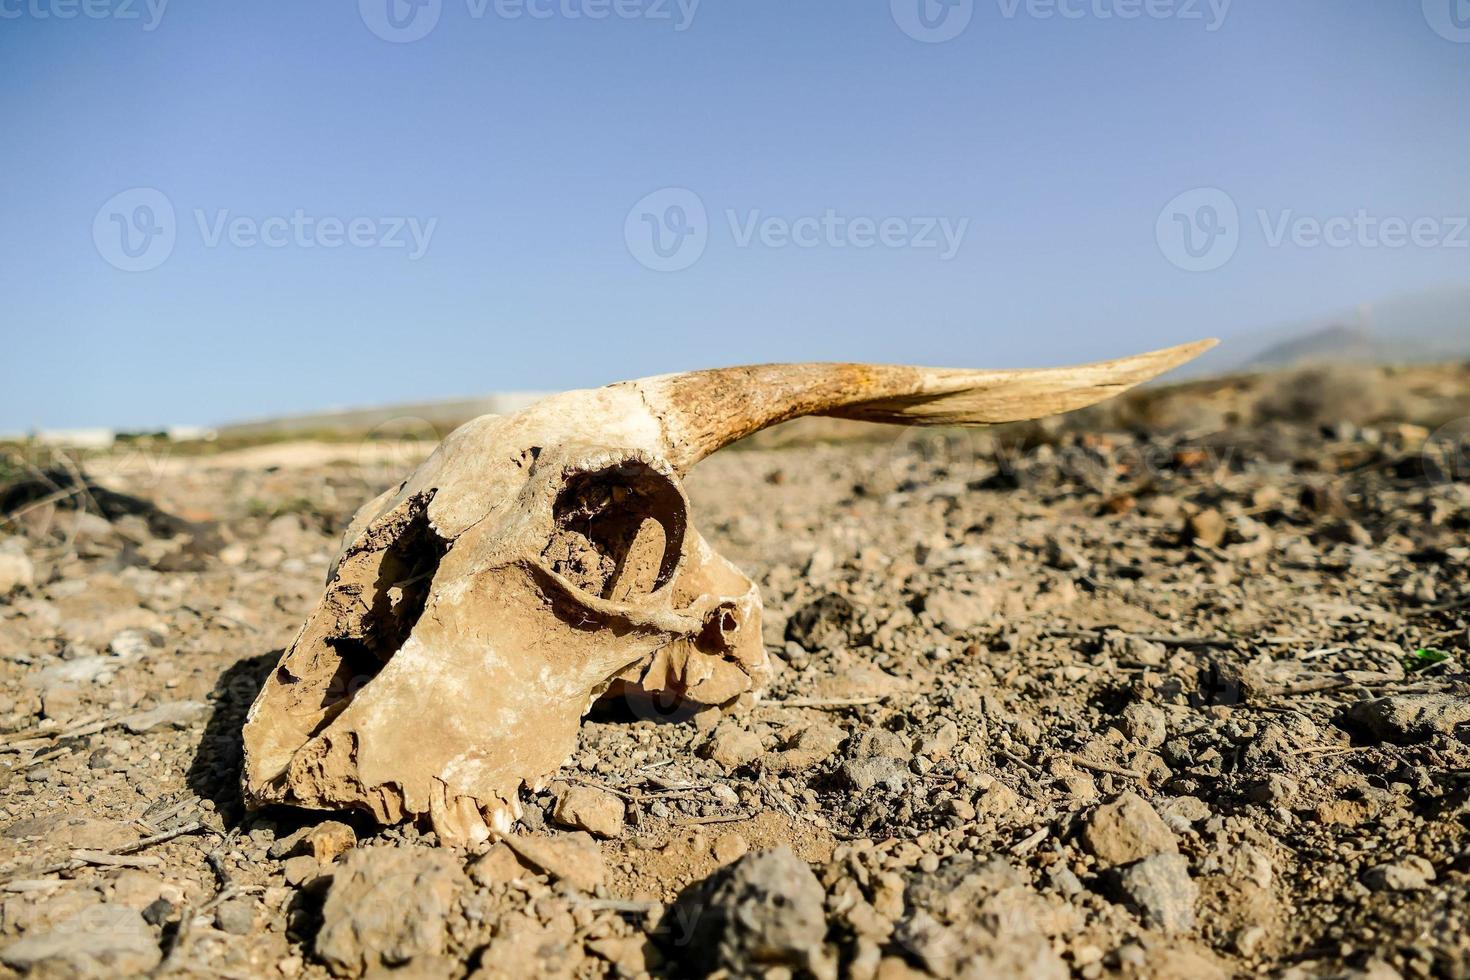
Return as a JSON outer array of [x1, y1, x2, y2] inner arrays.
[[242, 342, 1212, 844]]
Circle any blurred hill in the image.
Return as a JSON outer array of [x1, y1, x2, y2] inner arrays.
[[1187, 283, 1470, 376], [215, 393, 548, 441]]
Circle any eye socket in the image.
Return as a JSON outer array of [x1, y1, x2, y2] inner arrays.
[[541, 459, 686, 601]]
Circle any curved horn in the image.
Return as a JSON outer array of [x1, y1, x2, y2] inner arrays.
[[630, 339, 1216, 471]]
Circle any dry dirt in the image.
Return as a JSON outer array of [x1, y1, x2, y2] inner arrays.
[[1, 363, 1469, 979]]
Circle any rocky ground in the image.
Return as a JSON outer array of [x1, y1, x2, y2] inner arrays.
[[1, 363, 1468, 979]]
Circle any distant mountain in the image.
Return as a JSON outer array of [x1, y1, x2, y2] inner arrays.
[[1246, 323, 1381, 368], [1187, 283, 1470, 376], [216, 392, 547, 439]]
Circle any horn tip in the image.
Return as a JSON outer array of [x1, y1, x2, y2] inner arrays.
[[1139, 337, 1218, 375]]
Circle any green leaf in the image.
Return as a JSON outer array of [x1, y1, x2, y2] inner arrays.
[[1402, 648, 1453, 673]]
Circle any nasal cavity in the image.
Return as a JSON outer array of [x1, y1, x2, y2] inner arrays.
[[542, 460, 686, 600]]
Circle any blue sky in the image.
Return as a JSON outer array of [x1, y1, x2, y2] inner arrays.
[[2, 0, 1468, 428]]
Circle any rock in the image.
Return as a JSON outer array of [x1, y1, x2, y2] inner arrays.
[[767, 721, 846, 772], [917, 720, 960, 760], [840, 726, 914, 790], [142, 899, 174, 926], [108, 627, 165, 659], [895, 857, 1068, 979], [108, 869, 182, 912], [923, 588, 995, 634], [316, 846, 463, 978], [1223, 844, 1274, 890], [0, 903, 161, 976], [282, 854, 321, 886], [0, 543, 34, 594], [468, 843, 530, 887], [267, 822, 356, 862], [1159, 796, 1210, 829], [840, 725, 905, 793], [849, 727, 913, 762], [809, 664, 913, 701], [1049, 867, 1084, 897], [1116, 853, 1197, 934], [305, 821, 358, 862], [710, 783, 741, 807], [263, 513, 309, 546], [1119, 703, 1167, 748], [121, 700, 207, 734], [1318, 518, 1372, 546], [1344, 694, 1470, 744], [803, 546, 834, 578], [702, 725, 764, 770], [37, 655, 115, 690], [1362, 857, 1435, 892], [975, 779, 1018, 817], [942, 797, 976, 821], [785, 593, 861, 651], [1234, 925, 1266, 957], [267, 829, 305, 859], [501, 832, 605, 892], [1114, 633, 1167, 667], [4, 814, 138, 851], [1184, 509, 1226, 548], [41, 686, 85, 722], [585, 936, 650, 976], [1044, 535, 1087, 570], [473, 908, 579, 978], [3, 889, 100, 937], [552, 785, 624, 839], [712, 832, 749, 864], [215, 897, 256, 935], [669, 847, 828, 977], [218, 542, 249, 566], [1080, 792, 1178, 867], [840, 756, 909, 793], [1247, 774, 1299, 806], [1115, 943, 1146, 969]]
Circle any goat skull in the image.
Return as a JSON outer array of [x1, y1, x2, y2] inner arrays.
[[242, 342, 1212, 844]]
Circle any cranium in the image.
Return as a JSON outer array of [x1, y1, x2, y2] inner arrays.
[[242, 341, 1212, 844]]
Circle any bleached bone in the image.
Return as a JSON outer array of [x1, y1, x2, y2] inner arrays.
[[241, 340, 1213, 845]]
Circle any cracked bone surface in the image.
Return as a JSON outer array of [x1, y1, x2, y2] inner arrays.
[[241, 340, 1214, 844]]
